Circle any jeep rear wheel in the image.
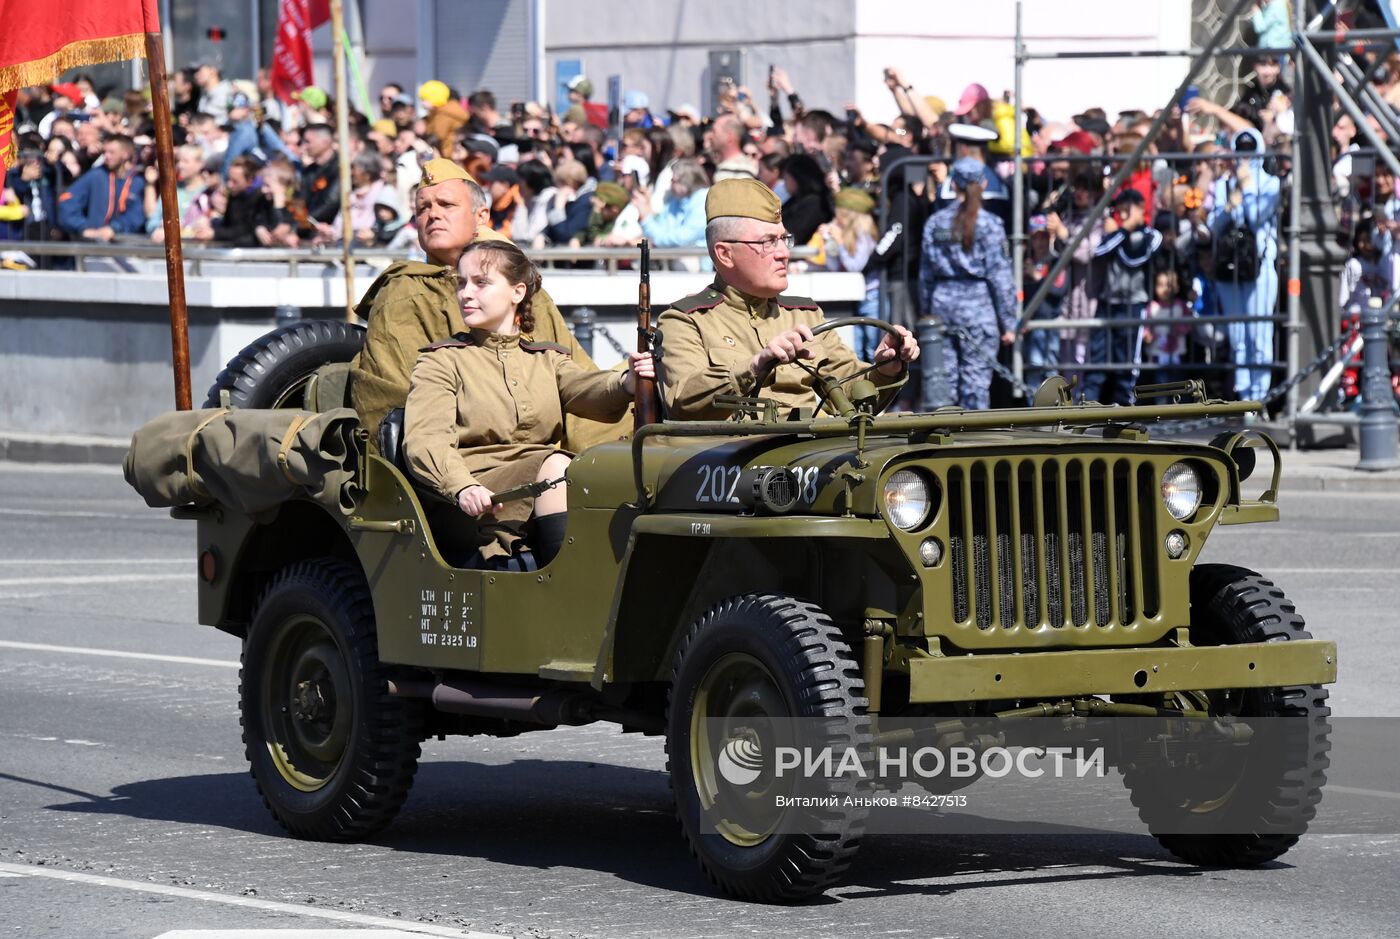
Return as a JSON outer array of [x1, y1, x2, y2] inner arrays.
[[241, 559, 423, 840], [1119, 564, 1331, 866], [666, 594, 870, 902]]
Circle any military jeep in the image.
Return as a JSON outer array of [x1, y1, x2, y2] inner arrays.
[[170, 317, 1335, 903]]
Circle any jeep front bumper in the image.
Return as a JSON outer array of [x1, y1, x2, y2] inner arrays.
[[905, 640, 1337, 703]]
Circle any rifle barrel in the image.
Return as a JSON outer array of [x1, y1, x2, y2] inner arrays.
[[634, 240, 659, 428]]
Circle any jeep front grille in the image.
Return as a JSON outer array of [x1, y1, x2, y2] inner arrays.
[[946, 459, 1159, 630]]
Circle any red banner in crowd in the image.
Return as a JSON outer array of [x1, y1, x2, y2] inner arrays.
[[0, 0, 157, 170], [269, 0, 331, 103]]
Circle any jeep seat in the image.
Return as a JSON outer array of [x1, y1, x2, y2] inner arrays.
[[375, 408, 536, 572]]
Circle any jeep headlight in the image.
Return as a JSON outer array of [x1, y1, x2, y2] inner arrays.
[[884, 470, 932, 531], [1161, 462, 1202, 520]]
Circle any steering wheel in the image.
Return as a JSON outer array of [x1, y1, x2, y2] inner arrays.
[[748, 316, 911, 417]]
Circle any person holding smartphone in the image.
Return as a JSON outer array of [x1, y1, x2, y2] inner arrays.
[[1081, 188, 1162, 406]]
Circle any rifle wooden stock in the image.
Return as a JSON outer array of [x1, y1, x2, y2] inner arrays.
[[634, 239, 659, 428]]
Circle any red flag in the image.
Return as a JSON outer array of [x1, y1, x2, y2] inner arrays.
[[269, 0, 331, 103], [0, 0, 157, 168]]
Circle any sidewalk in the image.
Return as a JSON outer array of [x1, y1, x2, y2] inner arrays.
[[2, 427, 1396, 492]]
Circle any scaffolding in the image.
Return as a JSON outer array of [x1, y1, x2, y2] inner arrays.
[[1008, 0, 1400, 443]]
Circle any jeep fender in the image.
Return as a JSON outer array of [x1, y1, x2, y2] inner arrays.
[[592, 515, 909, 688]]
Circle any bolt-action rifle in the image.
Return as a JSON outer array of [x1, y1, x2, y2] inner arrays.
[[634, 239, 659, 429]]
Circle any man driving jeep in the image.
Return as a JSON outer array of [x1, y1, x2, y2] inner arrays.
[[654, 177, 919, 421], [349, 158, 614, 451]]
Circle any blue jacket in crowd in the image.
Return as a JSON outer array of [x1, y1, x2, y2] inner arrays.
[[56, 165, 146, 236], [224, 120, 300, 177], [640, 188, 707, 249]]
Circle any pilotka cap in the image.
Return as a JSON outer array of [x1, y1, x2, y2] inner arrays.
[[418, 158, 473, 188], [705, 178, 783, 224]]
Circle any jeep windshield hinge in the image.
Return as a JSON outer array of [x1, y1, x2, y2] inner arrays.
[[714, 394, 779, 423], [1135, 380, 1208, 404]]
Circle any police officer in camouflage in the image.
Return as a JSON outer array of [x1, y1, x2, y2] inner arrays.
[[919, 157, 1018, 410]]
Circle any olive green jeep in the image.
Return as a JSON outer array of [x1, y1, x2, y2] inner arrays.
[[169, 317, 1335, 902]]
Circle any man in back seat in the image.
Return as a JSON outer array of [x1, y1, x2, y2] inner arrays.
[[350, 158, 622, 453]]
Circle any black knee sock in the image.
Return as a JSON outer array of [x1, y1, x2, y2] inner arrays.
[[533, 512, 567, 566]]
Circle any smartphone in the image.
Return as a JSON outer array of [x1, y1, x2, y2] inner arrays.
[[510, 101, 525, 120], [846, 108, 859, 126], [1179, 85, 1200, 109]]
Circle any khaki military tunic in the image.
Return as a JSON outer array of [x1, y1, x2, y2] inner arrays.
[[655, 279, 899, 421], [350, 229, 627, 454], [403, 330, 631, 554]]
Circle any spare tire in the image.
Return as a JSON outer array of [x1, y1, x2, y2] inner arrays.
[[204, 320, 366, 410]]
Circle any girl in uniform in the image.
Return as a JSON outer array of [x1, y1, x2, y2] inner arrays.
[[404, 240, 653, 565]]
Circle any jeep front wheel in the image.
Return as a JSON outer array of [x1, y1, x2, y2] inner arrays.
[[1119, 564, 1331, 866], [666, 594, 870, 902], [241, 559, 423, 840]]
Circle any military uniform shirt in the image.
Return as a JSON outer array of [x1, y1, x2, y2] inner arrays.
[[403, 331, 631, 538], [349, 228, 624, 455], [655, 279, 899, 421]]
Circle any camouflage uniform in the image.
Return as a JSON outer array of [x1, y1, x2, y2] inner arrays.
[[656, 280, 900, 421], [349, 226, 624, 453], [919, 204, 1018, 410]]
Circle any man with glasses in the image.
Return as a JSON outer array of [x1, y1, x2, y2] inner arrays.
[[656, 178, 918, 420]]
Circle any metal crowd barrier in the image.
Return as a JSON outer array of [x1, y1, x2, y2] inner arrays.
[[0, 241, 814, 276]]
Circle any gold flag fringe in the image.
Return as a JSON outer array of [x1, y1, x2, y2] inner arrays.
[[0, 34, 148, 93], [1, 92, 15, 168]]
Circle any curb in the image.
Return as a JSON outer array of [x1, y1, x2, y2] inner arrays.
[[1279, 472, 1400, 493], [0, 434, 128, 467]]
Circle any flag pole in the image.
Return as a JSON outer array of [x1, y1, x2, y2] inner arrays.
[[330, 0, 355, 323], [142, 7, 192, 410]]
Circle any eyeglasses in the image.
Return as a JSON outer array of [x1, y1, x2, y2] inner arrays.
[[721, 233, 795, 255]]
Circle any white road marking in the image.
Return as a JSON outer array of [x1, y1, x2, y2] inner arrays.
[[152, 933, 455, 938], [153, 933, 456, 938], [1330, 785, 1400, 801], [0, 558, 188, 566], [0, 506, 152, 519], [0, 863, 506, 938], [0, 640, 237, 669], [0, 573, 189, 587]]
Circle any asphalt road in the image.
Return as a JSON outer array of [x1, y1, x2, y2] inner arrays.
[[1, 462, 1397, 939]]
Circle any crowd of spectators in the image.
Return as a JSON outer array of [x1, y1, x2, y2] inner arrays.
[[2, 0, 1393, 406]]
